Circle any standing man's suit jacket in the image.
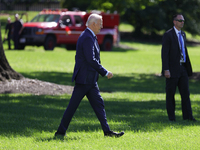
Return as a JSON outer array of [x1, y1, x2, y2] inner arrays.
[[161, 28, 193, 77], [72, 28, 107, 84]]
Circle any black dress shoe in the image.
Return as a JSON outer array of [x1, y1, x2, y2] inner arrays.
[[104, 131, 124, 137], [192, 118, 197, 122], [54, 131, 66, 139], [185, 118, 197, 122], [169, 119, 176, 122]]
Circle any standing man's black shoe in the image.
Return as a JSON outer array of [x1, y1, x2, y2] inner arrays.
[[104, 131, 124, 137], [54, 132, 66, 140], [191, 118, 197, 122], [184, 118, 197, 122], [169, 119, 176, 122]]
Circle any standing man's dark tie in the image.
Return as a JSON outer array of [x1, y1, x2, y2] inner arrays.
[[178, 32, 186, 62]]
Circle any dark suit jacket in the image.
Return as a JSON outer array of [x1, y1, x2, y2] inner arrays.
[[161, 28, 193, 77], [72, 28, 107, 84]]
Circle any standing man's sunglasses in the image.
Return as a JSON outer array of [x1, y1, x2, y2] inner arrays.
[[175, 19, 185, 22]]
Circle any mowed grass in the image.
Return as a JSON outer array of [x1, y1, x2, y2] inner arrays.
[[1, 39, 200, 149]]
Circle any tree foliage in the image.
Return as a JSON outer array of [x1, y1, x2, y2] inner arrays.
[[60, 0, 128, 13], [1, 0, 54, 11], [2, 0, 200, 36], [124, 0, 200, 36], [60, 0, 200, 36]]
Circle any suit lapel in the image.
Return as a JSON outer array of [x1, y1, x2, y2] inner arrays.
[[85, 28, 100, 61], [172, 28, 181, 50], [94, 40, 100, 53]]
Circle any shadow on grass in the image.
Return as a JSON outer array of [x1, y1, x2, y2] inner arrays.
[[21, 71, 200, 94], [1, 70, 199, 139], [0, 94, 199, 139], [21, 72, 75, 87]]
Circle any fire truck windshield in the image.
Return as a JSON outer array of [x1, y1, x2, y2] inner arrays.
[[30, 14, 60, 22]]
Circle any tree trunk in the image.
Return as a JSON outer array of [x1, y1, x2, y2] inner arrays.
[[0, 24, 23, 82]]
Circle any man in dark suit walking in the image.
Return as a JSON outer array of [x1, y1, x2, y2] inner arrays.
[[55, 14, 124, 137], [161, 13, 196, 122]]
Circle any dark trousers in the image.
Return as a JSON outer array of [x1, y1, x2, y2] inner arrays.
[[14, 33, 20, 49], [56, 83, 110, 134], [166, 65, 193, 120], [7, 35, 11, 49], [3, 35, 11, 49]]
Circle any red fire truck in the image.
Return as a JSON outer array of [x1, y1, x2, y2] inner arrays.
[[19, 9, 120, 51]]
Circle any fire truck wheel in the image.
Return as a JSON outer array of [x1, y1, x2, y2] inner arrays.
[[44, 36, 56, 50], [101, 38, 113, 51]]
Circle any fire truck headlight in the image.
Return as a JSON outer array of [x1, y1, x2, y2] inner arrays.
[[36, 28, 44, 35]]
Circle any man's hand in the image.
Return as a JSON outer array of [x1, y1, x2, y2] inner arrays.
[[164, 70, 170, 78], [107, 71, 113, 79]]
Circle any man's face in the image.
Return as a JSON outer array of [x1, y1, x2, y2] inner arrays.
[[94, 19, 103, 34], [174, 15, 185, 30]]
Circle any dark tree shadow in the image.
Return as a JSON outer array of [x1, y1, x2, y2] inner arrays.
[[0, 94, 199, 138], [21, 71, 200, 94], [1, 68, 199, 140]]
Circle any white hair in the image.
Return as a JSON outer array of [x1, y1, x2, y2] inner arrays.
[[15, 13, 19, 18], [86, 13, 102, 26]]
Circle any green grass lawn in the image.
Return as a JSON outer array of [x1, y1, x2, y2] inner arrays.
[[1, 11, 200, 149], [0, 39, 200, 149]]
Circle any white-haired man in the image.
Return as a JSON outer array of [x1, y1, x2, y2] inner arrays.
[[55, 14, 124, 138], [13, 13, 23, 49]]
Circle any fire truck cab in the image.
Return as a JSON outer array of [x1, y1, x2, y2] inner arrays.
[[19, 9, 120, 51]]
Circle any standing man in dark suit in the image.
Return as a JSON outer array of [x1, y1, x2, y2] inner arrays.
[[55, 14, 124, 138], [13, 14, 23, 50], [161, 13, 196, 122], [4, 17, 13, 50]]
